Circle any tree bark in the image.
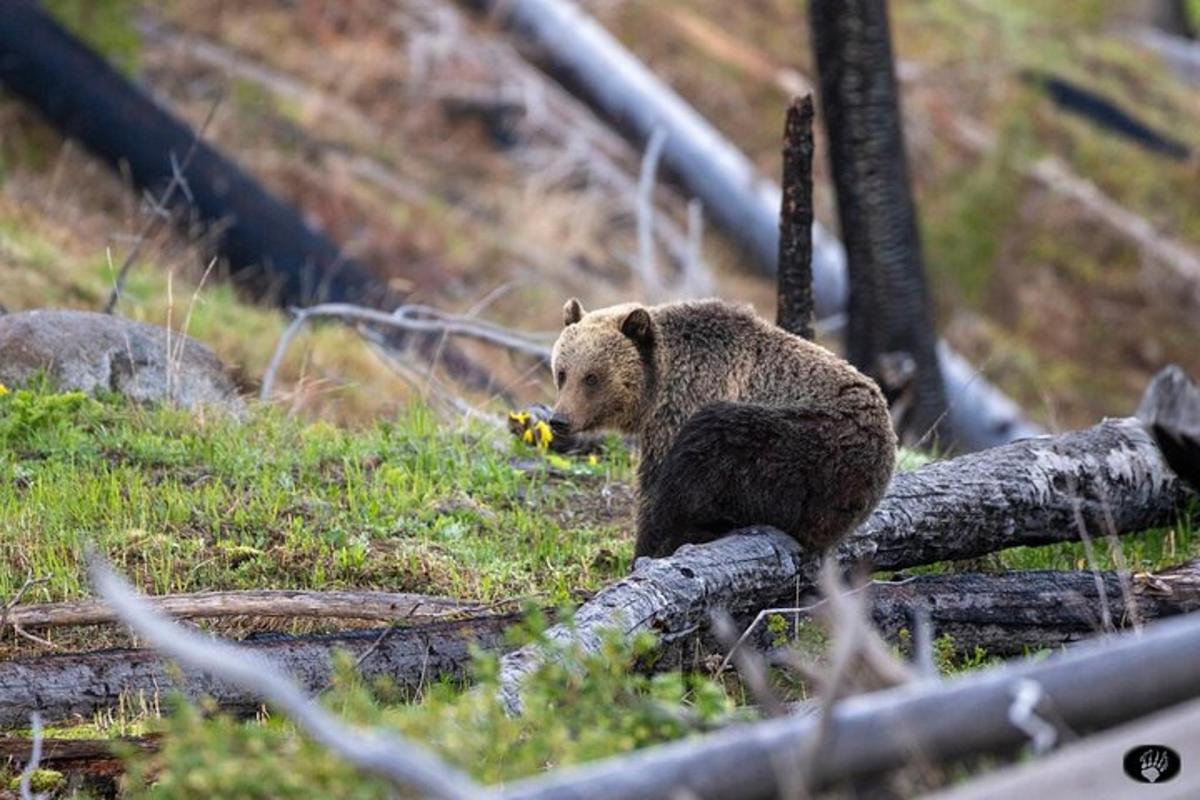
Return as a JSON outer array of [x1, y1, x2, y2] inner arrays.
[[497, 417, 1191, 712], [809, 0, 950, 447], [866, 560, 1200, 657], [4, 590, 478, 630], [499, 611, 1200, 800], [775, 96, 816, 341], [0, 613, 517, 727], [930, 696, 1200, 800], [464, 0, 1042, 452], [1138, 364, 1200, 492]]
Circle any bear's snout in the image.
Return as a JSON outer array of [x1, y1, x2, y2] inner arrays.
[[548, 413, 573, 437]]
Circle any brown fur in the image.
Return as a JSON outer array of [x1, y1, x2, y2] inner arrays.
[[551, 298, 897, 559]]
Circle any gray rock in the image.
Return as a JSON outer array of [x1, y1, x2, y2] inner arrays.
[[0, 310, 243, 413]]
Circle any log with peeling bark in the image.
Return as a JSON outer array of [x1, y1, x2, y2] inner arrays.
[[497, 417, 1193, 712], [499, 608, 1200, 800], [0, 734, 159, 780], [0, 613, 517, 728], [465, 0, 1041, 452], [4, 590, 480, 630], [865, 560, 1200, 656], [1138, 364, 1200, 491]]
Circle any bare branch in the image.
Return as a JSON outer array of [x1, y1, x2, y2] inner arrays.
[[88, 556, 490, 800], [103, 92, 223, 315], [260, 302, 552, 401], [18, 713, 43, 800]]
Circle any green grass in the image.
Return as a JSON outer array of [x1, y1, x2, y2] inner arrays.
[[0, 387, 635, 607]]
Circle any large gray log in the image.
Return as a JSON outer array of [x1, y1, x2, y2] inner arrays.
[[0, 613, 517, 727], [928, 697, 1200, 800], [497, 417, 1191, 712], [867, 560, 1200, 657], [500, 608, 1200, 800], [467, 0, 1042, 451]]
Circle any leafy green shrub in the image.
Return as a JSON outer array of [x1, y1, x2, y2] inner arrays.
[[121, 617, 735, 798]]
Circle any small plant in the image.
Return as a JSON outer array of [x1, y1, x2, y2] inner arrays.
[[121, 618, 735, 798]]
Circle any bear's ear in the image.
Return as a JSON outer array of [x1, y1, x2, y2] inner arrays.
[[563, 298, 585, 327], [620, 307, 654, 347]]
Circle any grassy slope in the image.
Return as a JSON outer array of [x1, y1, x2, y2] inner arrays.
[[0, 388, 633, 612]]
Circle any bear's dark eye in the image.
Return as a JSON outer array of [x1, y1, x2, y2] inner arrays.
[[556, 370, 566, 388], [584, 373, 599, 388]]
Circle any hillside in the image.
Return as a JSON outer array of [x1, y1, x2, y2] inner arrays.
[[2, 0, 1198, 427], [1, 1, 1199, 796]]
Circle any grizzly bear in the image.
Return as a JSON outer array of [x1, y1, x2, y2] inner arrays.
[[549, 298, 896, 559]]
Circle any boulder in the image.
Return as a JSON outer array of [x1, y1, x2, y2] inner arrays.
[[0, 310, 243, 413]]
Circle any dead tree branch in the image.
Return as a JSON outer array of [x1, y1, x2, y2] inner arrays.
[[260, 302, 552, 401], [497, 417, 1191, 712], [88, 558, 489, 800]]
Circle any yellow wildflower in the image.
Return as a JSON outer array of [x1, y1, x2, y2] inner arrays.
[[588, 454, 599, 466], [532, 420, 553, 449], [0, 383, 8, 396]]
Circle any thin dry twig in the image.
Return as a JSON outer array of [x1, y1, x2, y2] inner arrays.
[[0, 576, 50, 639], [260, 302, 551, 402], [103, 93, 223, 315], [89, 555, 491, 800], [18, 712, 44, 800], [710, 610, 786, 718]]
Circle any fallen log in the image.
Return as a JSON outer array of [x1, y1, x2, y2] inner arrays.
[[3, 589, 479, 630], [497, 417, 1192, 711], [928, 696, 1200, 800], [0, 1, 383, 309], [0, 612, 518, 728], [0, 734, 159, 777], [465, 0, 1040, 451], [0, 2, 492, 390], [866, 560, 1200, 656], [499, 607, 1200, 799]]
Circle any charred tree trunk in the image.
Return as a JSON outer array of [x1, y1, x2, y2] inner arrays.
[[0, 613, 517, 727], [776, 96, 816, 341], [0, 0, 383, 309], [497, 417, 1192, 711], [809, 0, 950, 447]]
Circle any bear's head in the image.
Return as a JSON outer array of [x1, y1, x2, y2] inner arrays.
[[549, 298, 655, 436]]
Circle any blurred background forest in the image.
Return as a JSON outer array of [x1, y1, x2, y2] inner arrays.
[[2, 0, 1199, 428]]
